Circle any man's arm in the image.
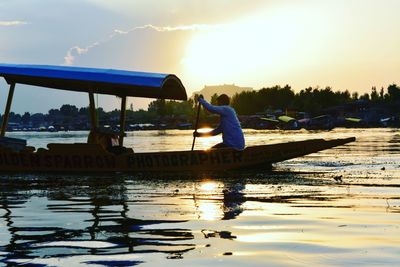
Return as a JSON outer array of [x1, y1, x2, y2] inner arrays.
[[194, 123, 222, 137], [198, 98, 226, 115]]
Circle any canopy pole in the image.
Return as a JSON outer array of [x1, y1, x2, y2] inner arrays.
[[88, 92, 97, 131], [119, 96, 127, 146], [1, 83, 16, 137]]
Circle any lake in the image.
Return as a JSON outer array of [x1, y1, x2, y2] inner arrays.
[[0, 128, 399, 266]]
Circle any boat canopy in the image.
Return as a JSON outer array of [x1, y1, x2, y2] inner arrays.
[[278, 115, 296, 123], [0, 64, 187, 100], [345, 117, 362, 123]]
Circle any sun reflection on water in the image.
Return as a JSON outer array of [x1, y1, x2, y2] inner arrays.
[[200, 181, 218, 191], [195, 127, 222, 150], [195, 181, 222, 221], [197, 200, 221, 221]]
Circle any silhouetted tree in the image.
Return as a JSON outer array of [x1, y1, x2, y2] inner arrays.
[[210, 93, 219, 105], [380, 87, 385, 99], [60, 104, 78, 117], [21, 112, 31, 125], [360, 93, 370, 101], [370, 86, 379, 102], [148, 99, 166, 116], [387, 84, 400, 102], [79, 107, 89, 116]]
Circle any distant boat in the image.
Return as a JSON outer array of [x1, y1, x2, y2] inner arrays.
[[277, 115, 300, 130], [0, 64, 355, 172], [177, 122, 192, 130], [380, 117, 395, 127], [128, 123, 156, 131], [242, 116, 278, 129], [300, 115, 334, 131], [47, 126, 57, 132], [345, 117, 362, 123]]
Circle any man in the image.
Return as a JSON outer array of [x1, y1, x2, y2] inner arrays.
[[193, 94, 245, 150]]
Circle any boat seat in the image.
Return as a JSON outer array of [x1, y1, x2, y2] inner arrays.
[[36, 147, 48, 154], [21, 146, 35, 153], [87, 130, 133, 154], [87, 130, 119, 150], [0, 136, 27, 152]]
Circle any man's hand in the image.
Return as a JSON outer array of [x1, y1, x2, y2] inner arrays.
[[193, 131, 200, 137], [195, 94, 204, 102]]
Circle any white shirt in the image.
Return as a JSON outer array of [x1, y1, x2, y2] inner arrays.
[[199, 98, 245, 150]]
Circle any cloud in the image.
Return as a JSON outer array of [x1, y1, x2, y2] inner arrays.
[[64, 43, 100, 66], [0, 20, 27, 26], [63, 23, 219, 65]]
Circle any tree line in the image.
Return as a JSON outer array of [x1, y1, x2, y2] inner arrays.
[[151, 84, 400, 117], [3, 84, 400, 128]]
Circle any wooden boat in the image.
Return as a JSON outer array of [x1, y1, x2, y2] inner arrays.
[[0, 64, 355, 172], [299, 115, 335, 131]]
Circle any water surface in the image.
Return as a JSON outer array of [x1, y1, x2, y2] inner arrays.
[[0, 128, 399, 266]]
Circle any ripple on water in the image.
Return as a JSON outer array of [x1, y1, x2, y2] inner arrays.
[[0, 128, 399, 266]]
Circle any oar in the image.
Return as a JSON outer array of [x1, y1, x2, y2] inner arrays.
[[191, 99, 202, 151]]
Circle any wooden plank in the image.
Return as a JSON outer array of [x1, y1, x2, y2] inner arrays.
[[1, 83, 16, 136], [88, 92, 97, 130], [119, 96, 127, 145]]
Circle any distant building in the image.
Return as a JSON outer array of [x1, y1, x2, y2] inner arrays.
[[193, 84, 253, 101]]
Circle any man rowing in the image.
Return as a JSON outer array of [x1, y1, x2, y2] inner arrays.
[[193, 94, 245, 150]]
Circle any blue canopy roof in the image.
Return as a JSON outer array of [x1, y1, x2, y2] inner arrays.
[[0, 64, 187, 100]]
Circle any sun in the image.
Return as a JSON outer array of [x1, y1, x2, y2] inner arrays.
[[181, 11, 298, 85], [180, 4, 333, 91]]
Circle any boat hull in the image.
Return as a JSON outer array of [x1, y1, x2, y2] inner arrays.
[[0, 137, 355, 172]]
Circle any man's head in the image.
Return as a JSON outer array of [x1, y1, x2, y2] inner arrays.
[[217, 94, 230, 106]]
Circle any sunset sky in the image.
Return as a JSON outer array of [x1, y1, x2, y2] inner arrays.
[[0, 0, 399, 113]]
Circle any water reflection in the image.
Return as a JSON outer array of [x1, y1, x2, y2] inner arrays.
[[0, 175, 197, 266], [194, 180, 245, 221], [1, 128, 400, 266], [1, 169, 399, 266], [2, 173, 325, 265]]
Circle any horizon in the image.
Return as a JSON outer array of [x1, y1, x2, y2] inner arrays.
[[5, 82, 397, 116], [1, 0, 399, 113]]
